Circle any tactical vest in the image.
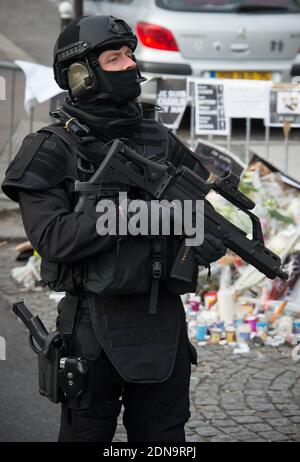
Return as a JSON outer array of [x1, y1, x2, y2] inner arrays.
[[35, 115, 198, 313], [2, 110, 199, 383]]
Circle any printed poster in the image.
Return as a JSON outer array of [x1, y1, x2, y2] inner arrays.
[[156, 78, 187, 130], [265, 83, 300, 127], [193, 79, 229, 136]]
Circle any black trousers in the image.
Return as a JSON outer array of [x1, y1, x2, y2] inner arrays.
[[58, 306, 192, 443]]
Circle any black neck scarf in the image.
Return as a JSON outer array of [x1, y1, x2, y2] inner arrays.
[[63, 98, 143, 140]]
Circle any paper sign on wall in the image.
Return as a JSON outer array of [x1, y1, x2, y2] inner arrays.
[[265, 83, 300, 127], [193, 80, 229, 135], [224, 80, 272, 119]]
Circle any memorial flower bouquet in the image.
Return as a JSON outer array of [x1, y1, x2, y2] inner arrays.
[[197, 164, 300, 294]]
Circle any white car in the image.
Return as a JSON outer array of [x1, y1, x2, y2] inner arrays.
[[84, 0, 300, 102]]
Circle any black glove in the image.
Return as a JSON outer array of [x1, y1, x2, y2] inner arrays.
[[195, 234, 227, 267]]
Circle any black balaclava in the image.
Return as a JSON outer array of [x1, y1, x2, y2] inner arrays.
[[63, 56, 144, 139], [67, 44, 146, 139], [64, 48, 144, 139], [85, 43, 144, 105], [97, 67, 142, 102]]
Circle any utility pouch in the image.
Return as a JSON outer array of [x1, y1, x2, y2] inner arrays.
[[83, 236, 152, 296], [58, 357, 89, 401], [38, 349, 89, 404], [39, 259, 83, 293]]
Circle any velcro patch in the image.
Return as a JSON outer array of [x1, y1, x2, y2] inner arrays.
[[6, 133, 48, 180]]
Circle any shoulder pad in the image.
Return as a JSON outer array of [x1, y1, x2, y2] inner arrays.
[[2, 128, 76, 202]]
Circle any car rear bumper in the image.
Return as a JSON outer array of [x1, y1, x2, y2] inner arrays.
[[138, 61, 192, 75]]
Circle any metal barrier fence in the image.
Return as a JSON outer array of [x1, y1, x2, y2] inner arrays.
[[189, 108, 278, 168], [186, 78, 300, 174], [0, 60, 64, 164], [0, 60, 31, 163], [0, 61, 299, 176], [155, 77, 300, 175]]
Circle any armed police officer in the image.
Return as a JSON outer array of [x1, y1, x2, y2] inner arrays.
[[2, 15, 226, 442]]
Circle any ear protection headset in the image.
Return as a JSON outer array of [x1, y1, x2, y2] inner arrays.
[[67, 59, 97, 98]]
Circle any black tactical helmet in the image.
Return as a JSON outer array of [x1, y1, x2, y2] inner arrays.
[[53, 15, 140, 100]]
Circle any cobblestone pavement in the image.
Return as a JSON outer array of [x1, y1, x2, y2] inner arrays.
[[1, 242, 300, 442]]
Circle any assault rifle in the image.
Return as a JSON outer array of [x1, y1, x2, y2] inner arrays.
[[75, 139, 288, 283]]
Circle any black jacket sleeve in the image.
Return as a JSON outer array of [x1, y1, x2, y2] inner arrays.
[[18, 184, 118, 264]]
